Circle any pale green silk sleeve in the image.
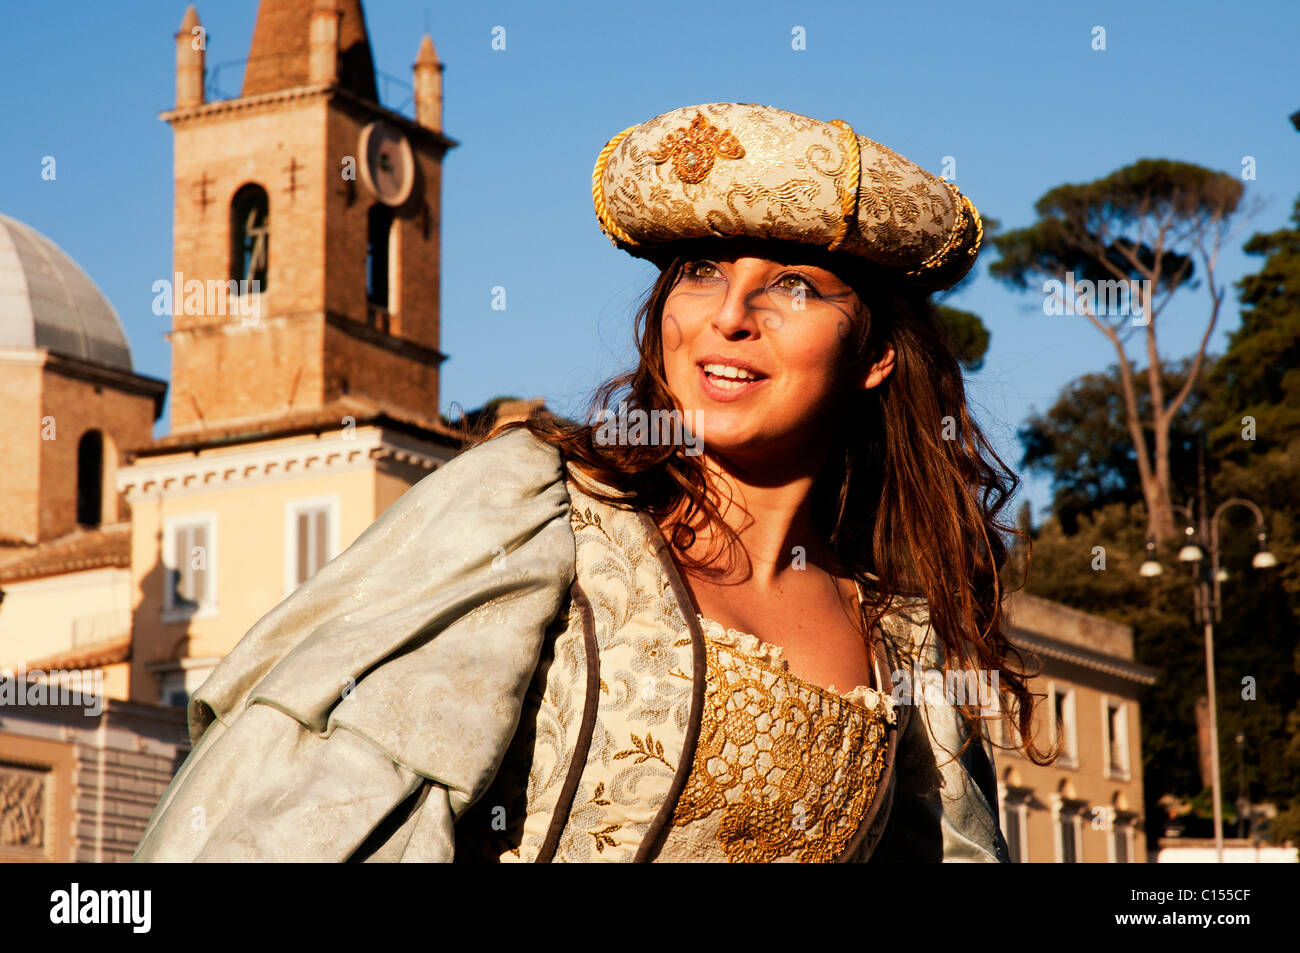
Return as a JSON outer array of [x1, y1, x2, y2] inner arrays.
[[871, 607, 1011, 863], [132, 428, 575, 862]]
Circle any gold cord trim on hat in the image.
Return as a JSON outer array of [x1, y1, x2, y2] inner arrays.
[[967, 192, 984, 251], [826, 120, 860, 252], [906, 182, 981, 280], [592, 125, 640, 248]]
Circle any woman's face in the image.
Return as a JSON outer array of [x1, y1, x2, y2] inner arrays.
[[660, 244, 894, 465]]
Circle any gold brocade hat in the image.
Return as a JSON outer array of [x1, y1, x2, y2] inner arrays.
[[592, 102, 982, 291]]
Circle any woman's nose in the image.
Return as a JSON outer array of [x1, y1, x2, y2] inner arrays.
[[710, 268, 765, 337]]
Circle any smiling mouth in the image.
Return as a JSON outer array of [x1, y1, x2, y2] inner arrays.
[[698, 362, 768, 397]]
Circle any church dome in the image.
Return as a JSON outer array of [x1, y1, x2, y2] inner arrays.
[[0, 212, 133, 371]]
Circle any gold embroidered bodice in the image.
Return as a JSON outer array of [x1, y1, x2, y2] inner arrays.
[[659, 616, 896, 863]]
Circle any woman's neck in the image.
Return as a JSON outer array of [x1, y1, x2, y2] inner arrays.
[[665, 443, 841, 591]]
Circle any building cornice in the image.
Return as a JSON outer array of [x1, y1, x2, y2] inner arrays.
[[165, 310, 448, 369], [116, 426, 455, 502], [128, 399, 463, 458], [21, 635, 132, 672], [159, 83, 458, 155], [324, 311, 448, 367], [1008, 627, 1160, 686], [0, 347, 168, 419]]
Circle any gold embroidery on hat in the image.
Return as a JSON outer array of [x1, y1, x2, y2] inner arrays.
[[906, 185, 982, 282], [648, 111, 746, 185]]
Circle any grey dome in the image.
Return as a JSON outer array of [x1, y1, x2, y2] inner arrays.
[[0, 212, 133, 371]]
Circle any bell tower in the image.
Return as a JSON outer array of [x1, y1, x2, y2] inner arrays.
[[162, 0, 455, 433]]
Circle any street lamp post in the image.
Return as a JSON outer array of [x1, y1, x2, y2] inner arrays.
[[1137, 465, 1278, 864], [1235, 732, 1248, 840], [1198, 496, 1277, 863]]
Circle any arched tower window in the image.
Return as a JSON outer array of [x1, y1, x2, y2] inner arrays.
[[230, 184, 270, 292], [366, 204, 394, 332], [76, 430, 104, 527]]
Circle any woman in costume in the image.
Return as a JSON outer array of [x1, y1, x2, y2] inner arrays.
[[133, 102, 1053, 864]]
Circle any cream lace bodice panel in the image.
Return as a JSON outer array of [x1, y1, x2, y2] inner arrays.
[[659, 616, 896, 863]]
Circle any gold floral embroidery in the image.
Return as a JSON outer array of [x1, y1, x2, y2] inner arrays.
[[590, 824, 621, 852], [570, 505, 611, 539], [670, 637, 889, 863], [648, 110, 745, 184], [614, 732, 672, 768]]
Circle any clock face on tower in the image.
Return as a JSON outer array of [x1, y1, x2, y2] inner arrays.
[[358, 120, 416, 207]]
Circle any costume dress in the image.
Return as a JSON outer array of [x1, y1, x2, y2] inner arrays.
[[654, 616, 896, 862], [133, 428, 1009, 863]]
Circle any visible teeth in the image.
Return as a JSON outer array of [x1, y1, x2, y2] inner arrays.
[[702, 363, 758, 381]]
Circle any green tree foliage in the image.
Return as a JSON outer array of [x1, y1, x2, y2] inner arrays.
[[1018, 361, 1209, 534], [991, 159, 1250, 543], [1203, 196, 1300, 843], [1017, 193, 1300, 846], [1209, 194, 1300, 459], [935, 304, 990, 373]]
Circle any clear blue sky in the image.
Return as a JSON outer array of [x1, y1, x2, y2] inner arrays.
[[3, 0, 1297, 521]]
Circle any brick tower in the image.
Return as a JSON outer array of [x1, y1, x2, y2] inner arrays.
[[162, 0, 455, 433]]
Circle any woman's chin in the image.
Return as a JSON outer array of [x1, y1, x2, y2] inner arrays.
[[696, 429, 799, 463]]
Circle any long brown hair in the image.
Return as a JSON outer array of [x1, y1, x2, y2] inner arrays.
[[472, 237, 1055, 766]]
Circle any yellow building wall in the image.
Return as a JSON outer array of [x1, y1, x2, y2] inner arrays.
[[998, 669, 1147, 862], [126, 448, 384, 704], [100, 661, 130, 701], [375, 460, 433, 515], [0, 567, 133, 669]]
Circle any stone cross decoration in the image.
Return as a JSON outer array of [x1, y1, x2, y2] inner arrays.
[[195, 171, 214, 215], [283, 157, 302, 200]]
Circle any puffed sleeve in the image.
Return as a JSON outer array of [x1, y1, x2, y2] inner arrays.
[[131, 427, 575, 862], [870, 606, 1010, 863]]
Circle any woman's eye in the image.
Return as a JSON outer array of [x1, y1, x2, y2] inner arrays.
[[777, 273, 818, 295], [681, 262, 819, 294]]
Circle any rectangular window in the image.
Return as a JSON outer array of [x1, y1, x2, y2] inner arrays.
[[996, 691, 1021, 756], [1050, 684, 1078, 768], [1050, 806, 1081, 868], [159, 668, 190, 708], [1004, 805, 1024, 863], [163, 515, 217, 619], [1055, 811, 1076, 863], [153, 661, 219, 710], [285, 498, 339, 594], [1105, 698, 1130, 778], [1053, 798, 1088, 863], [998, 784, 1031, 862], [1113, 826, 1129, 863]]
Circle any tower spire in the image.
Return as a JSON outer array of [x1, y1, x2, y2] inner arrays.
[[413, 34, 443, 133], [241, 0, 377, 101], [175, 4, 205, 108], [308, 0, 341, 85]]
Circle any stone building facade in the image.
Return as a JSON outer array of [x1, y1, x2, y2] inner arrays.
[[0, 698, 187, 863], [1, 0, 464, 861], [995, 592, 1160, 862]]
